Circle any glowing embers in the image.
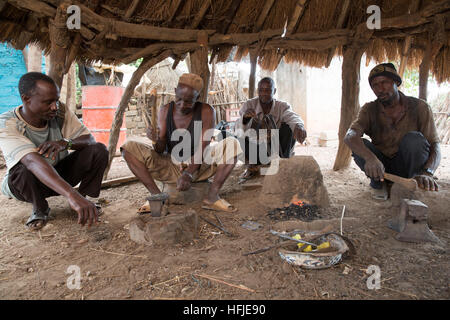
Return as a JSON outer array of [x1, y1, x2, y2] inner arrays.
[[268, 198, 320, 222]]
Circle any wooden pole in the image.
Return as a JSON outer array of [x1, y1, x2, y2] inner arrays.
[[149, 88, 158, 132], [104, 51, 173, 179], [249, 50, 258, 99], [333, 47, 365, 171], [189, 48, 210, 103], [48, 4, 71, 88]]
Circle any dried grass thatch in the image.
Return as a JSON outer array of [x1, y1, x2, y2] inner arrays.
[[0, 0, 449, 82]]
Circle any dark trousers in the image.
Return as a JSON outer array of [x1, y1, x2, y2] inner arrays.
[[352, 131, 430, 189], [241, 122, 296, 165], [8, 143, 109, 213]]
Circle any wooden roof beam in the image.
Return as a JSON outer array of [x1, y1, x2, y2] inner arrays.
[[219, 0, 242, 34], [325, 0, 351, 67], [168, 0, 184, 24], [124, 0, 141, 20], [254, 0, 276, 31], [286, 0, 308, 35], [274, 0, 308, 71], [77, 3, 216, 41], [191, 0, 211, 29], [398, 0, 421, 77]]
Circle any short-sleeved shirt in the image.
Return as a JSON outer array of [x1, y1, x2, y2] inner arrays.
[[350, 91, 439, 158], [234, 97, 304, 141], [0, 102, 91, 198]]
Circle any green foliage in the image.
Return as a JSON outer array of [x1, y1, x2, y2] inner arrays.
[[402, 67, 420, 97], [129, 58, 143, 68], [75, 63, 82, 105]]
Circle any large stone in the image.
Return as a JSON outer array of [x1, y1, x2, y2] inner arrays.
[[129, 210, 198, 246], [164, 182, 209, 205], [259, 156, 330, 208]]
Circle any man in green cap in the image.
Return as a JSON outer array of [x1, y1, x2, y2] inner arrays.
[[344, 63, 441, 199]]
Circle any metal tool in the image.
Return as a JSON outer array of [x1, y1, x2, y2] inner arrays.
[[270, 230, 319, 247]]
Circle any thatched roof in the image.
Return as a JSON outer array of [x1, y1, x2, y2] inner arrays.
[[1, 0, 449, 83]]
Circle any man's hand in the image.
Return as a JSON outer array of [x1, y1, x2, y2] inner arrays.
[[364, 156, 385, 181], [37, 140, 67, 160], [67, 192, 99, 227], [243, 109, 256, 124], [176, 173, 192, 191], [293, 124, 307, 144], [415, 175, 439, 191]]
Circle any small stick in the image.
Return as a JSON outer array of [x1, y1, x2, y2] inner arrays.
[[151, 275, 188, 287], [194, 274, 256, 293], [340, 205, 346, 236], [199, 216, 233, 236], [88, 247, 146, 259], [383, 286, 418, 299], [242, 242, 287, 256], [213, 213, 224, 229]]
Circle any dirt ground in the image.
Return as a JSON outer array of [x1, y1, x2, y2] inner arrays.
[[0, 142, 449, 300]]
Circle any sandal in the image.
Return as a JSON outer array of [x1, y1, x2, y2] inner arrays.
[[26, 208, 50, 231], [239, 166, 261, 181], [202, 198, 238, 213]]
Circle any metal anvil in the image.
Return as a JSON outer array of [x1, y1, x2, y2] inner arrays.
[[387, 199, 441, 243]]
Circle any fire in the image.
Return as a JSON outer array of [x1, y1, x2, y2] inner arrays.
[[290, 194, 309, 207], [292, 200, 306, 207]]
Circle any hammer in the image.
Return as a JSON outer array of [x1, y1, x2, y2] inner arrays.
[[384, 173, 417, 191]]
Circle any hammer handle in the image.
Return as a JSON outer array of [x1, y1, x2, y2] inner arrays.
[[384, 173, 417, 191]]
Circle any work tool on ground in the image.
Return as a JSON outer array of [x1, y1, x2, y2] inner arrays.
[[199, 215, 233, 236], [384, 173, 417, 191], [388, 199, 441, 243], [270, 230, 319, 247]]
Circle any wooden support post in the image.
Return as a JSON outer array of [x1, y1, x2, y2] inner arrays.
[[249, 50, 258, 99], [333, 47, 365, 171], [419, 40, 443, 101], [189, 48, 210, 103], [104, 51, 174, 179], [48, 4, 71, 88]]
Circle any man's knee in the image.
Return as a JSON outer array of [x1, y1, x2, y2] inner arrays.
[[88, 142, 109, 164], [399, 131, 429, 152], [9, 163, 37, 182]]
